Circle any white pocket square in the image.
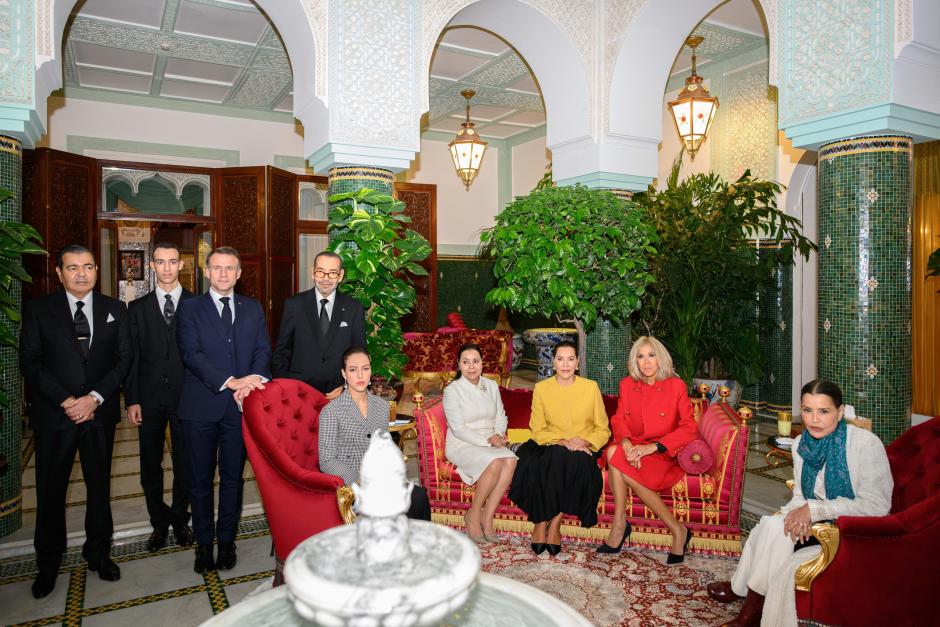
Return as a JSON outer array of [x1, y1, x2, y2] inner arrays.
[[107, 313, 115, 323], [340, 321, 349, 327]]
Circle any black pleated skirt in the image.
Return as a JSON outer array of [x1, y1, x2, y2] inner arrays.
[[508, 440, 603, 528]]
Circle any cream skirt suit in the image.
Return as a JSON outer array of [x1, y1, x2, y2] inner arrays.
[[442, 376, 517, 485]]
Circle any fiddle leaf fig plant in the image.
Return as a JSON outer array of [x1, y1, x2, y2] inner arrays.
[[632, 158, 816, 386], [0, 185, 47, 406], [480, 184, 657, 371], [327, 188, 431, 380]]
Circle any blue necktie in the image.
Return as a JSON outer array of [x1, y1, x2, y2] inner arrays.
[[220, 296, 233, 335]]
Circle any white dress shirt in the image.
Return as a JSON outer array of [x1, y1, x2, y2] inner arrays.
[[155, 283, 183, 316], [65, 290, 103, 404], [314, 288, 336, 319]]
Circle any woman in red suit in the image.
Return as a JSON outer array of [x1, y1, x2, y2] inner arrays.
[[598, 336, 698, 563]]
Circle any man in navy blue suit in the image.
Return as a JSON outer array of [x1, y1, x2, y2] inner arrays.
[[176, 246, 271, 573]]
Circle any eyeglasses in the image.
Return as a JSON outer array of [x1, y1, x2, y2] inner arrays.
[[314, 270, 341, 279]]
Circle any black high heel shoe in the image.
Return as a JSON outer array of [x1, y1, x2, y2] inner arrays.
[[597, 521, 632, 554], [531, 542, 547, 555], [545, 543, 562, 556], [666, 528, 692, 565]]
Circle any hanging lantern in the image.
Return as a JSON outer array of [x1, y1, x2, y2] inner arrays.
[[667, 36, 719, 159], [448, 89, 488, 190]]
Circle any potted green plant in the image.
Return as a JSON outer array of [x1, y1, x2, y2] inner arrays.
[[631, 159, 816, 394], [927, 246, 940, 291], [327, 188, 432, 383], [480, 184, 657, 379], [0, 187, 46, 407]]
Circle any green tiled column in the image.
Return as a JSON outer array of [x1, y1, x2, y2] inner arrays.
[[586, 318, 632, 396], [0, 135, 23, 536], [327, 166, 394, 243], [817, 136, 912, 443]]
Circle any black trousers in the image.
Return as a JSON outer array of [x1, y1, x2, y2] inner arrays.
[[33, 424, 115, 571], [139, 409, 190, 532], [408, 485, 432, 521], [182, 409, 246, 546]]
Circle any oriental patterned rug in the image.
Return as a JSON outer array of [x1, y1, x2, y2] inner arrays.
[[477, 535, 742, 627]]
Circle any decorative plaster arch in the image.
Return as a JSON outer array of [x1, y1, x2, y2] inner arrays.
[[608, 0, 776, 170], [424, 0, 592, 149]]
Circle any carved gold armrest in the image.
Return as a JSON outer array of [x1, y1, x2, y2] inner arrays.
[[336, 485, 357, 525], [794, 522, 840, 592]]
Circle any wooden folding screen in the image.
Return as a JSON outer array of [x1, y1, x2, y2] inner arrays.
[[395, 182, 437, 332]]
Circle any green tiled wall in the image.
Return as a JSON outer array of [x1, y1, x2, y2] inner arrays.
[[0, 135, 23, 536], [817, 136, 913, 443], [586, 318, 632, 396]]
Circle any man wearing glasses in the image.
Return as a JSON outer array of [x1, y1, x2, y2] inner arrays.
[[272, 251, 366, 399]]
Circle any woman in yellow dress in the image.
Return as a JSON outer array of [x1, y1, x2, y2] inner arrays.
[[508, 341, 610, 555]]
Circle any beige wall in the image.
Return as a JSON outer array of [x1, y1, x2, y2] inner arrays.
[[42, 96, 304, 167], [511, 134, 550, 198]]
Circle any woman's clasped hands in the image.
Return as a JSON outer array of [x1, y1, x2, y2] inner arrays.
[[487, 434, 510, 448], [555, 436, 593, 454], [783, 503, 813, 543], [621, 439, 658, 469]]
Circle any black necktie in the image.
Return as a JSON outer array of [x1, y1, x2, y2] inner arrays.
[[220, 296, 233, 335], [319, 298, 330, 338], [74, 301, 90, 356], [163, 294, 175, 326]]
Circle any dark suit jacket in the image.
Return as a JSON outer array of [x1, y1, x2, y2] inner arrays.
[[271, 289, 366, 393], [176, 292, 272, 422], [125, 288, 195, 416], [20, 291, 132, 430]]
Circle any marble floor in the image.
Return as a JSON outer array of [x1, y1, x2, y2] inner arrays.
[[0, 368, 795, 626]]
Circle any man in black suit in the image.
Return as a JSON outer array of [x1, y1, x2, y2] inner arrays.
[[177, 246, 271, 573], [125, 242, 195, 552], [272, 251, 366, 399], [20, 244, 131, 598]]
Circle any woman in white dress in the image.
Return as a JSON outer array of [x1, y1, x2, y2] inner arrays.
[[443, 343, 517, 543], [706, 379, 893, 627]]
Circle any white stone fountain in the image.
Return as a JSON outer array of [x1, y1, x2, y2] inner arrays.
[[201, 430, 591, 627]]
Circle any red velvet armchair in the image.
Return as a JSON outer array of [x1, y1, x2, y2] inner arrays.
[[242, 379, 350, 583], [794, 417, 940, 626]]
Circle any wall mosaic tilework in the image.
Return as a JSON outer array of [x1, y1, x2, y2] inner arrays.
[[0, 135, 23, 536], [817, 135, 913, 443]]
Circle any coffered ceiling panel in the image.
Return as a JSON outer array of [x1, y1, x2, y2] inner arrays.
[[71, 40, 156, 74], [164, 57, 240, 84], [429, 49, 491, 81], [174, 0, 268, 44], [160, 78, 230, 103], [78, 0, 166, 29], [77, 67, 152, 94]]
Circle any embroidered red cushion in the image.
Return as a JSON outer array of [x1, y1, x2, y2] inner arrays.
[[678, 438, 715, 475]]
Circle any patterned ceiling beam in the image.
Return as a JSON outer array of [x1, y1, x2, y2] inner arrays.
[[67, 16, 257, 65]]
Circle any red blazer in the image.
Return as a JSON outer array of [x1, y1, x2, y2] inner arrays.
[[607, 376, 698, 490]]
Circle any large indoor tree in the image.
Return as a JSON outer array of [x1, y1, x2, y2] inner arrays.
[[481, 184, 657, 373]]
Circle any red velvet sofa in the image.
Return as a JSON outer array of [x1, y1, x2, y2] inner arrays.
[[242, 379, 348, 583], [415, 386, 750, 555], [794, 416, 940, 626]]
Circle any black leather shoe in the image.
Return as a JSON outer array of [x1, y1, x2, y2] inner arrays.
[[530, 542, 547, 555], [666, 527, 693, 565], [31, 570, 58, 599], [146, 528, 168, 552], [87, 558, 121, 581], [173, 524, 194, 547], [545, 543, 562, 556], [707, 581, 744, 604], [216, 542, 237, 570], [597, 521, 632, 554], [194, 544, 215, 574]]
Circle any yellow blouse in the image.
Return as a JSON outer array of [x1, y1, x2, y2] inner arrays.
[[529, 376, 611, 451]]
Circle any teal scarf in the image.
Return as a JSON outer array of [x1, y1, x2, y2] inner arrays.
[[797, 419, 855, 500]]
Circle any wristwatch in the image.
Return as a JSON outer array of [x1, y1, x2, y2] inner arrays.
[[654, 442, 667, 454]]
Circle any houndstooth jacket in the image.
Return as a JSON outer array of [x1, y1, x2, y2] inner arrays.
[[317, 388, 391, 485]]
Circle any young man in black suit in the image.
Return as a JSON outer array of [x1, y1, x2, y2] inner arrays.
[[19, 244, 132, 599], [125, 242, 195, 552], [272, 251, 366, 399], [177, 246, 271, 573]]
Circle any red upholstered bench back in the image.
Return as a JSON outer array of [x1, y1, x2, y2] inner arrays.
[[498, 386, 618, 429], [885, 417, 940, 513], [243, 378, 329, 472], [697, 402, 748, 505]]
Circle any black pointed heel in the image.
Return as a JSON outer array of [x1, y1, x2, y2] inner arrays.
[[666, 528, 692, 565], [545, 543, 562, 556], [531, 542, 547, 555], [597, 521, 632, 554]]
